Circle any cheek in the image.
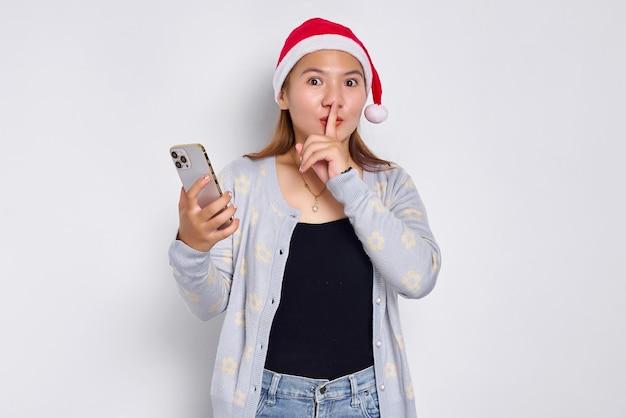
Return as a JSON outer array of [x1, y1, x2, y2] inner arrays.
[[291, 93, 319, 114], [347, 99, 368, 118], [347, 90, 367, 109]]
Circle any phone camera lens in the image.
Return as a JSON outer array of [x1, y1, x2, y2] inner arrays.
[[171, 151, 178, 159], [175, 161, 182, 168], [180, 156, 187, 163]]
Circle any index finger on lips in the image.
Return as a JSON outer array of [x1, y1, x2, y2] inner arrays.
[[324, 101, 338, 139]]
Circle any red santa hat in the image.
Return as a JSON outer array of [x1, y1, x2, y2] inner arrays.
[[273, 17, 388, 123]]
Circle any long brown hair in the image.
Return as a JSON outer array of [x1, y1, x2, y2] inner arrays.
[[245, 109, 393, 171]]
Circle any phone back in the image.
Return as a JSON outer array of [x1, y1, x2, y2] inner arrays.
[[170, 143, 222, 208]]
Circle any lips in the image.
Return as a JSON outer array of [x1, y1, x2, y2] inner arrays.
[[320, 117, 343, 127]]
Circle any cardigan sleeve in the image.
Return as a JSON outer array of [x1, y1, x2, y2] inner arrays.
[[327, 166, 441, 299], [167, 167, 237, 321]]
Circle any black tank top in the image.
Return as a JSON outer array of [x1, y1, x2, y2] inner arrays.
[[264, 218, 374, 380]]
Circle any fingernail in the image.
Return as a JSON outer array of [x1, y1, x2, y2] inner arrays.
[[204, 174, 211, 182]]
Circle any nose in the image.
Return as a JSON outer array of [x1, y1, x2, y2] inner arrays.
[[321, 81, 343, 108]]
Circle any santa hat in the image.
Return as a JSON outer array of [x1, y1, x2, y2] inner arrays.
[[273, 17, 388, 123]]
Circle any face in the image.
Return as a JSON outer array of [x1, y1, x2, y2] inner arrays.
[[278, 50, 368, 143]]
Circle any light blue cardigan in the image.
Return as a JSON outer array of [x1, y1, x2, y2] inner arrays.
[[168, 156, 441, 417]]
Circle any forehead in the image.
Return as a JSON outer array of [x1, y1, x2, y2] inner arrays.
[[293, 50, 364, 73]]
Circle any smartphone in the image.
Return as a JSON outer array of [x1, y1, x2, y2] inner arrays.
[[170, 143, 231, 229]]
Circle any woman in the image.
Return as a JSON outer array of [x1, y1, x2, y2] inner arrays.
[[169, 17, 441, 418]]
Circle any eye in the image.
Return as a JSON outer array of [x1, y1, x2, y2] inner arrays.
[[308, 77, 321, 86], [345, 78, 358, 87]]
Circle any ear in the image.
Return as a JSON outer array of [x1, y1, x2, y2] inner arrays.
[[277, 89, 289, 110]]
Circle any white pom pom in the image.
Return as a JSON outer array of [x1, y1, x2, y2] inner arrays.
[[364, 104, 388, 123]]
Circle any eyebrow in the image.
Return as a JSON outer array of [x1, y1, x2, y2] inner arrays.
[[299, 67, 365, 78]]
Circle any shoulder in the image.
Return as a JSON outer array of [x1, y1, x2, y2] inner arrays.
[[220, 156, 273, 177], [218, 156, 275, 197]]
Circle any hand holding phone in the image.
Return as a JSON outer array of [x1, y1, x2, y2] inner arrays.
[[170, 144, 236, 250]]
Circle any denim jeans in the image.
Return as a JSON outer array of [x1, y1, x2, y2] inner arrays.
[[256, 366, 380, 418]]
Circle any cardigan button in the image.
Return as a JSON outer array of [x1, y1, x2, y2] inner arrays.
[[375, 297, 381, 304], [376, 341, 382, 347], [379, 384, 385, 391]]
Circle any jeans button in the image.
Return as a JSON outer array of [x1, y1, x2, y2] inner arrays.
[[319, 386, 327, 394]]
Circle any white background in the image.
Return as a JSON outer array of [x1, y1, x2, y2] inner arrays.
[[1, 0, 625, 417]]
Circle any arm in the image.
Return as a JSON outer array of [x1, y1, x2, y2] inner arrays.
[[327, 167, 441, 298], [168, 235, 235, 321], [168, 169, 239, 320]]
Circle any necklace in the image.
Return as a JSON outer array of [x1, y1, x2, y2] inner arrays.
[[290, 150, 326, 213]]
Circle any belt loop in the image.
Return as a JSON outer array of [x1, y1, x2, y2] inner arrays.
[[268, 372, 281, 406], [349, 373, 359, 407]]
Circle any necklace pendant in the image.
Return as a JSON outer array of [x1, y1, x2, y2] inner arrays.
[[312, 199, 319, 213]]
